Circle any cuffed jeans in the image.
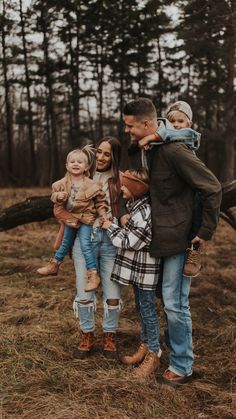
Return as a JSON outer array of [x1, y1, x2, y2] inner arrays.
[[162, 253, 193, 376], [73, 227, 121, 333], [134, 285, 160, 353]]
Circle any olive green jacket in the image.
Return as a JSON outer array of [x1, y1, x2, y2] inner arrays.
[[148, 142, 222, 257], [127, 142, 222, 258]]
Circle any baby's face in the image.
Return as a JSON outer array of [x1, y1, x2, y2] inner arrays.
[[168, 110, 192, 129]]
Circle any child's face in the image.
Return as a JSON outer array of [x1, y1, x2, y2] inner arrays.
[[121, 184, 133, 200], [66, 152, 88, 176], [168, 111, 192, 130]]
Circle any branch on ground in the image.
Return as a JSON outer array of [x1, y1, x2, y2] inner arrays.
[[0, 180, 236, 231], [0, 196, 53, 231]]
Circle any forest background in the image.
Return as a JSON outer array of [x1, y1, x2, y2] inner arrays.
[[0, 0, 236, 187], [1, 2, 236, 418]]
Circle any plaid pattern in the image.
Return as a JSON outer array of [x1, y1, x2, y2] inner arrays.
[[107, 196, 161, 290]]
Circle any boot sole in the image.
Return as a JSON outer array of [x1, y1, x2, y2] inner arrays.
[[74, 348, 95, 359], [37, 272, 58, 276], [161, 373, 193, 387], [183, 272, 200, 278], [84, 287, 99, 292], [103, 350, 117, 360]]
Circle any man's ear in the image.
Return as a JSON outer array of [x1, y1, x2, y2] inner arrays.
[[143, 119, 150, 128]]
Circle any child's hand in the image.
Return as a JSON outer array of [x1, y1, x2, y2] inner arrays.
[[138, 132, 162, 149], [120, 213, 130, 226], [57, 191, 68, 202], [99, 214, 112, 225], [102, 220, 113, 230]]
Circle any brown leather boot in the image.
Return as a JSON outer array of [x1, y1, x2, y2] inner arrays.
[[103, 332, 117, 359], [74, 331, 96, 359], [84, 270, 101, 292], [183, 246, 201, 277], [121, 342, 148, 366], [37, 258, 61, 276], [132, 351, 160, 379]]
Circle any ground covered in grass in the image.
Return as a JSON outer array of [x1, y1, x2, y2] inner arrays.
[[0, 188, 236, 419]]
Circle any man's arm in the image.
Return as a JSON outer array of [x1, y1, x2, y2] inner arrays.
[[170, 144, 222, 241]]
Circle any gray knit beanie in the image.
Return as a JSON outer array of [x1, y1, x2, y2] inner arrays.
[[166, 100, 193, 121]]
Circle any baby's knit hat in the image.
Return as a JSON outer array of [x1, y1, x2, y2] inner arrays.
[[166, 100, 193, 121], [121, 171, 149, 199]]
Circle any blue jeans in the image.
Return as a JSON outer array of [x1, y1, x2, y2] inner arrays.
[[73, 227, 121, 333], [133, 285, 160, 353], [55, 226, 76, 261], [162, 253, 193, 376], [79, 224, 96, 270], [55, 224, 96, 270]]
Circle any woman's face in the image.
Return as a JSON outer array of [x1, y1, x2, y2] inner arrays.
[[96, 141, 112, 172]]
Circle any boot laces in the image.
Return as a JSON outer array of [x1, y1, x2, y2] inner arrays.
[[186, 249, 199, 265]]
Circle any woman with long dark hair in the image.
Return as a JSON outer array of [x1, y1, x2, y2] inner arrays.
[[73, 136, 122, 359]]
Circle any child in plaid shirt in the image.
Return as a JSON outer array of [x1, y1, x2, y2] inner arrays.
[[102, 169, 162, 379]]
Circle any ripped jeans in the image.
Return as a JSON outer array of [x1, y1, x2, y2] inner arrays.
[[73, 227, 122, 333]]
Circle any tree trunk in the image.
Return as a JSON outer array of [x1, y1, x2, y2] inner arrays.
[[1, 0, 13, 178], [41, 4, 59, 183], [19, 0, 36, 183]]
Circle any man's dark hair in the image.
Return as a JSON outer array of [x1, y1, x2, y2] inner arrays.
[[123, 97, 157, 120]]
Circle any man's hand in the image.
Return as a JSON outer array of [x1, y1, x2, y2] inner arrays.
[[191, 236, 207, 251]]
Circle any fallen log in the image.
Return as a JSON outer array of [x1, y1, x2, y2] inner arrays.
[[0, 181, 236, 231], [0, 196, 53, 231]]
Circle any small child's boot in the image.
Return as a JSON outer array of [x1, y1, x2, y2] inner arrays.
[[37, 258, 61, 276], [183, 246, 201, 277], [84, 269, 100, 292], [121, 342, 148, 365]]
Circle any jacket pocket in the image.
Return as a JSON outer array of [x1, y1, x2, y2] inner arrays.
[[153, 212, 186, 227]]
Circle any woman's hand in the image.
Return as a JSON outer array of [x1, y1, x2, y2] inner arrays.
[[78, 214, 95, 225]]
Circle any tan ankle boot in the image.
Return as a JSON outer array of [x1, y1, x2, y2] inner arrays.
[[84, 270, 100, 292], [183, 247, 201, 277], [74, 331, 96, 359], [121, 342, 148, 365], [37, 258, 61, 276], [103, 332, 117, 359], [132, 351, 160, 379]]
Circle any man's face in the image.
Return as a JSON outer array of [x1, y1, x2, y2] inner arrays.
[[123, 115, 149, 142]]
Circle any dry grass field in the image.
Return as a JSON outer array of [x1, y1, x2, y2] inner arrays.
[[0, 188, 236, 419]]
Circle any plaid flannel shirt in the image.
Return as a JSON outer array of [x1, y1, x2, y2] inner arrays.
[[106, 196, 161, 290]]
